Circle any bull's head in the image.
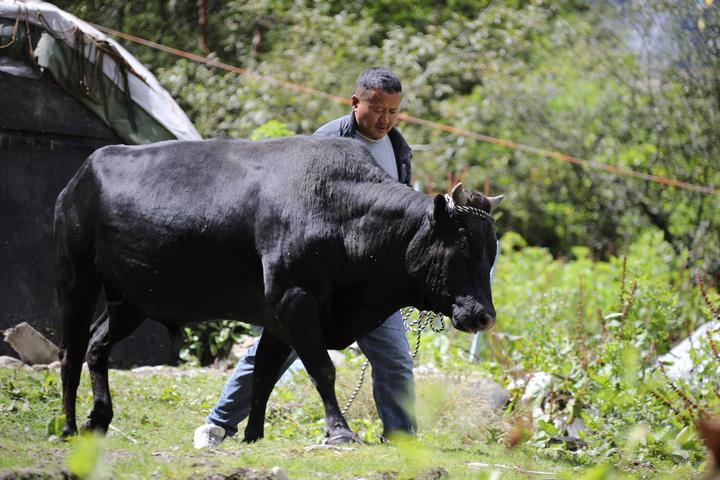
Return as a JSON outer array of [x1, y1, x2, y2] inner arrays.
[[408, 183, 503, 333]]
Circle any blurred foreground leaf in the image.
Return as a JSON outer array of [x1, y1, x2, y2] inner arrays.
[[66, 432, 105, 480]]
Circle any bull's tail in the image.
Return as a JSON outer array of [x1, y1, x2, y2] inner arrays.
[[55, 160, 102, 436]]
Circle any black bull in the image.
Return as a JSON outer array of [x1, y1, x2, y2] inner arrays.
[[55, 136, 502, 442]]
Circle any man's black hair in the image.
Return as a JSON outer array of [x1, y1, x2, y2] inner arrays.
[[355, 67, 402, 98]]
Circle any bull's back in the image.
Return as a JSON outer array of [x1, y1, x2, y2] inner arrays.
[[64, 139, 271, 323]]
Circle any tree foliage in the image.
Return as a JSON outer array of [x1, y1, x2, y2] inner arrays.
[[54, 0, 719, 279]]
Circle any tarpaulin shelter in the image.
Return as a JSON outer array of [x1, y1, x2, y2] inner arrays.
[[0, 0, 202, 365]]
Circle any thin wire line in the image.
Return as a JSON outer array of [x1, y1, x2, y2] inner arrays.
[[89, 23, 351, 106], [90, 22, 719, 197]]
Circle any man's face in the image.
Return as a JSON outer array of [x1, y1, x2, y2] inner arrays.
[[352, 89, 402, 140]]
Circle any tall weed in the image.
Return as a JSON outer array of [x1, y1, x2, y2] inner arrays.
[[413, 230, 719, 471]]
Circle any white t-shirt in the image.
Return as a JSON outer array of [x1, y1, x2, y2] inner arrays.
[[355, 131, 399, 181]]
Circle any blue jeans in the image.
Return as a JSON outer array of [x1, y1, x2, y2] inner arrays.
[[207, 310, 416, 437]]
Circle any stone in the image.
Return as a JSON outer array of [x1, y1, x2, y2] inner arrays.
[[0, 355, 24, 369], [518, 371, 554, 403], [657, 320, 719, 381], [270, 467, 288, 480], [3, 322, 60, 365], [463, 377, 509, 411], [131, 365, 166, 374]]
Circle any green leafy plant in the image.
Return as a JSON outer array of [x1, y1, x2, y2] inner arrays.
[[250, 119, 295, 140], [180, 319, 251, 366]]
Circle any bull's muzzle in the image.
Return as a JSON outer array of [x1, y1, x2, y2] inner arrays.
[[451, 303, 496, 333]]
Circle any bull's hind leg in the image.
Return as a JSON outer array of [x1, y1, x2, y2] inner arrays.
[[83, 301, 144, 432], [57, 260, 101, 437], [243, 332, 293, 442]]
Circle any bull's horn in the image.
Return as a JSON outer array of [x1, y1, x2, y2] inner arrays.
[[451, 183, 468, 206], [488, 195, 504, 211]]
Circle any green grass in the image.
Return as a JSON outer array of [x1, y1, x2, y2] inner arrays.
[[0, 364, 702, 479]]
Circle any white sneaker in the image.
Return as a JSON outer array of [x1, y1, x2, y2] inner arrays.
[[193, 423, 226, 449]]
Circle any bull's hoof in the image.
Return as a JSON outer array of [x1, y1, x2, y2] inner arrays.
[[81, 419, 109, 434], [323, 430, 363, 445], [61, 426, 78, 439], [242, 432, 263, 443]]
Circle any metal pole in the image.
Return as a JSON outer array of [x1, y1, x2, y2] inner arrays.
[[470, 239, 500, 362]]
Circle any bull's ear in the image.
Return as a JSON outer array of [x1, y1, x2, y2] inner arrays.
[[431, 194, 451, 225], [488, 195, 504, 212]]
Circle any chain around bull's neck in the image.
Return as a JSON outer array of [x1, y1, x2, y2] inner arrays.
[[443, 194, 494, 222]]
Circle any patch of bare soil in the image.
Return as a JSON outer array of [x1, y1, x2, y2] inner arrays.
[[369, 472, 397, 480], [0, 469, 70, 480], [416, 467, 448, 480], [189, 467, 277, 480], [362, 467, 448, 480]]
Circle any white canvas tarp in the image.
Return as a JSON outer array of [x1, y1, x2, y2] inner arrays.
[[0, 0, 201, 143]]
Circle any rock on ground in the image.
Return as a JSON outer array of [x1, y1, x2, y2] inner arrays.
[[3, 322, 60, 365], [657, 320, 719, 381], [0, 355, 24, 369], [461, 378, 509, 411]]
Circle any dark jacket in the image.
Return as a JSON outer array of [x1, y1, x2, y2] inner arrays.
[[313, 113, 413, 186]]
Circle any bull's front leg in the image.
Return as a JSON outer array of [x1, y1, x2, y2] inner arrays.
[[271, 287, 360, 445]]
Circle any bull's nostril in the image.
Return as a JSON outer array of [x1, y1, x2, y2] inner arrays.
[[481, 311, 496, 330]]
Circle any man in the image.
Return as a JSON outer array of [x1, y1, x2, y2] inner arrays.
[[194, 67, 415, 448]]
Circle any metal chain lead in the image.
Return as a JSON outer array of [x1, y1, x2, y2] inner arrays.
[[341, 358, 370, 415], [341, 307, 447, 415]]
